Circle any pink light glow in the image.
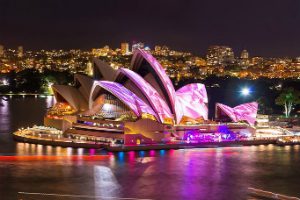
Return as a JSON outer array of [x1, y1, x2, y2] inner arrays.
[[135, 49, 180, 121], [94, 81, 159, 120], [215, 102, 258, 125], [176, 83, 209, 122], [149, 150, 156, 156], [128, 151, 136, 162], [118, 68, 173, 123]]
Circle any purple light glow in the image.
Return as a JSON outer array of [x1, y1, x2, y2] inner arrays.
[[118, 68, 173, 123], [84, 121, 94, 126], [217, 125, 237, 141], [91, 81, 159, 120], [176, 83, 208, 123], [183, 130, 214, 142], [134, 49, 179, 121], [183, 125, 239, 143], [215, 102, 258, 125]]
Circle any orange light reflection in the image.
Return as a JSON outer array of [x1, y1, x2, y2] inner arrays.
[[0, 155, 112, 162]]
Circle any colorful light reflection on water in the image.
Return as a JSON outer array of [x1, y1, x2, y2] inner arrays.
[[1, 97, 300, 199], [1, 143, 300, 199]]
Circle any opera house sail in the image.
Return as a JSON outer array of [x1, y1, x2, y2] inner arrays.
[[44, 49, 258, 145], [215, 102, 258, 125]]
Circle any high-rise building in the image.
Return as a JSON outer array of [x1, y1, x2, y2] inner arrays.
[[154, 45, 162, 52], [161, 45, 169, 56], [86, 61, 93, 76], [239, 49, 250, 68], [121, 42, 129, 55], [251, 57, 264, 65], [241, 49, 249, 59], [18, 46, 23, 57], [92, 45, 110, 56], [132, 42, 144, 52], [206, 45, 234, 66], [0, 45, 4, 56], [291, 57, 300, 72]]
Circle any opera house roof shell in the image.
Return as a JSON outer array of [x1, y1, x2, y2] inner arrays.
[[215, 102, 258, 125], [51, 49, 258, 125]]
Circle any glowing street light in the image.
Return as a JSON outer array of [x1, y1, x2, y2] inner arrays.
[[241, 87, 250, 96], [2, 79, 9, 86], [47, 82, 54, 95], [0, 79, 9, 86]]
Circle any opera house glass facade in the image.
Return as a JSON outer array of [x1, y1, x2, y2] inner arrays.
[[45, 49, 258, 145]]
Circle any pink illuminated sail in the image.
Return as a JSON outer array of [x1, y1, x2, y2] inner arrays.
[[215, 102, 258, 125], [118, 68, 173, 123], [91, 81, 159, 120], [132, 49, 180, 122], [176, 83, 208, 122]]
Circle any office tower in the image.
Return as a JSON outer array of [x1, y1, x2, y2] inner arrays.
[[241, 49, 249, 59], [206, 45, 234, 66], [18, 46, 23, 57], [0, 45, 4, 56], [121, 42, 129, 55]]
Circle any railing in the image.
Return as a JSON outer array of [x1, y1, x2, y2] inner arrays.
[[248, 187, 300, 200], [274, 126, 294, 135]]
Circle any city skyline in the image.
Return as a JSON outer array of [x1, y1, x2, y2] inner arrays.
[[1, 0, 300, 57], [1, 42, 300, 59], [1, 42, 300, 80]]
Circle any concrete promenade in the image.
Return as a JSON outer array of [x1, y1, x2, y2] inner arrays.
[[13, 130, 280, 152]]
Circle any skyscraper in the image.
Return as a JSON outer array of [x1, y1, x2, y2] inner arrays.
[[0, 45, 4, 56], [18, 46, 23, 57], [239, 50, 250, 68], [154, 45, 161, 52], [121, 42, 129, 55], [206, 45, 234, 66], [241, 49, 249, 59], [86, 61, 93, 76]]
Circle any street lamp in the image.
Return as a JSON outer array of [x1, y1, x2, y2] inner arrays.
[[241, 87, 250, 96]]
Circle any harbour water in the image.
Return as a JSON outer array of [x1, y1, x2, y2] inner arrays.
[[0, 97, 300, 199]]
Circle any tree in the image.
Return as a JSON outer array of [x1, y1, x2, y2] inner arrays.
[[257, 96, 269, 114], [275, 87, 300, 117], [15, 69, 43, 93]]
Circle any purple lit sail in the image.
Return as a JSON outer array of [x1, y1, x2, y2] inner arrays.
[[118, 68, 173, 123], [130, 50, 211, 124], [215, 102, 258, 125], [234, 102, 258, 125], [176, 83, 208, 123], [91, 81, 159, 120], [134, 49, 180, 122]]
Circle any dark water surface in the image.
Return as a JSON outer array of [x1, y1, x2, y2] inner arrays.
[[0, 97, 300, 200]]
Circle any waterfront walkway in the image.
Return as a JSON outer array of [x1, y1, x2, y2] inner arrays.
[[13, 128, 102, 149], [13, 127, 285, 152]]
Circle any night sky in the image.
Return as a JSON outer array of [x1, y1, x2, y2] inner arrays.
[[0, 0, 300, 57]]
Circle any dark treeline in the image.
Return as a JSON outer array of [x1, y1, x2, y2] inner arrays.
[[0, 69, 73, 94]]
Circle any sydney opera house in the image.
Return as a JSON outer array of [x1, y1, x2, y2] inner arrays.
[[44, 49, 258, 146]]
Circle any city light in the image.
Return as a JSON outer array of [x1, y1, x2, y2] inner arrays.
[[241, 87, 250, 96], [0, 78, 9, 86], [47, 82, 54, 94], [0, 43, 300, 79]]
